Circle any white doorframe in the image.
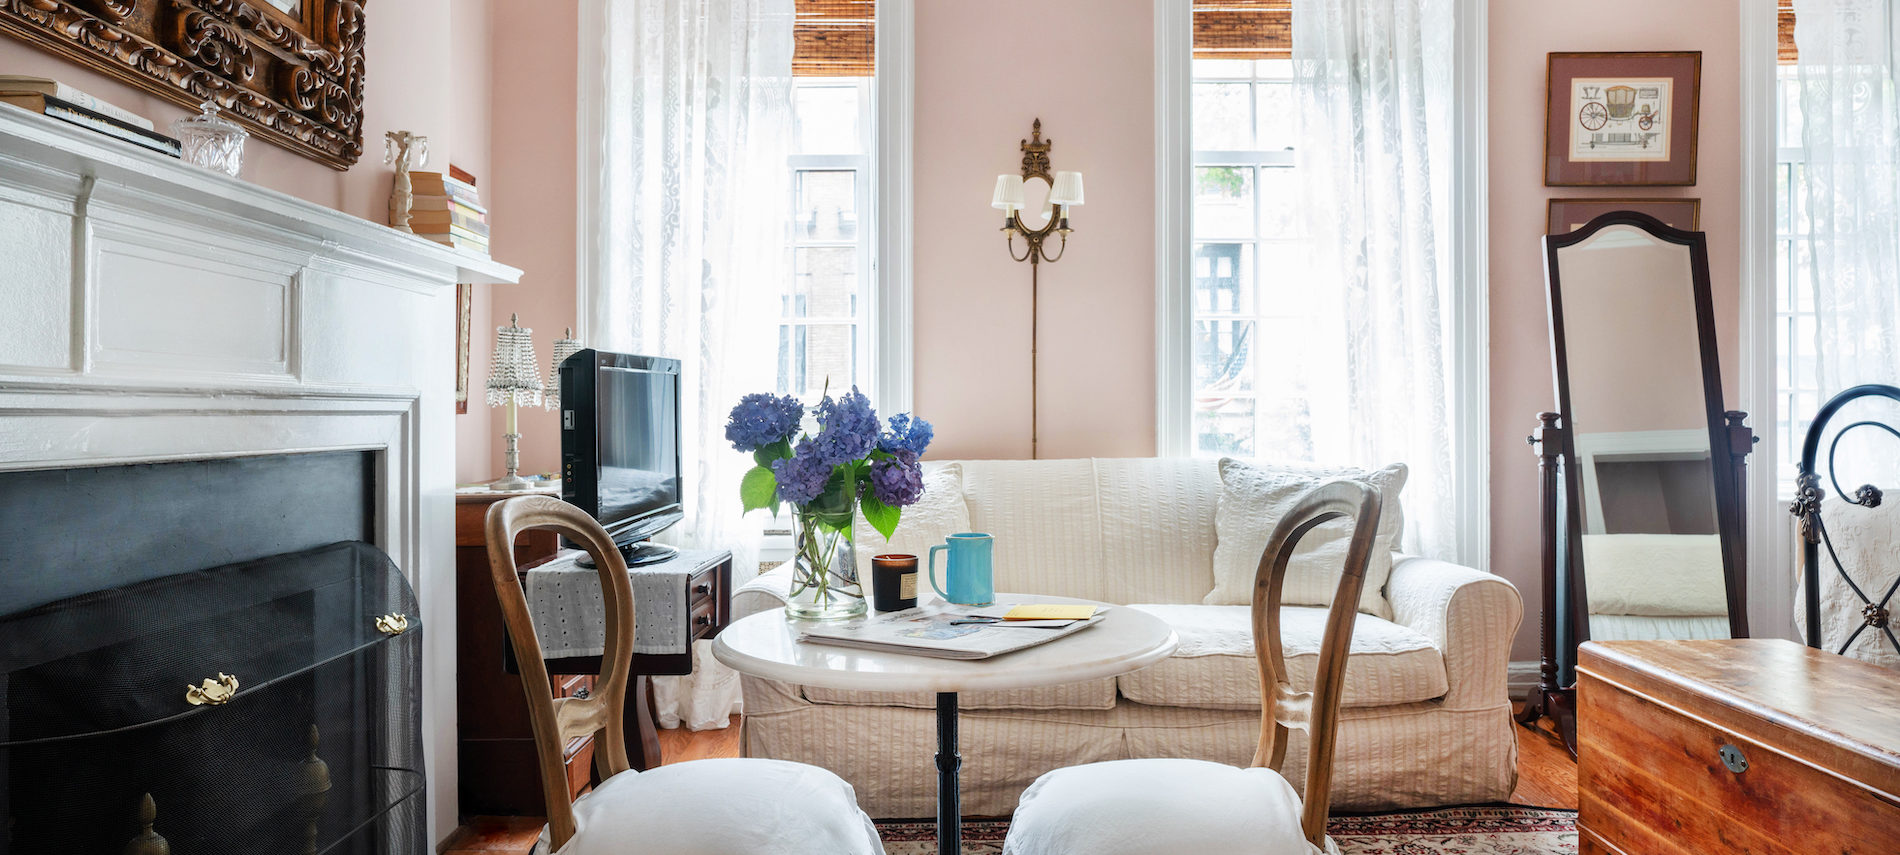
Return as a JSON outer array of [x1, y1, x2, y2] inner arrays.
[[875, 0, 916, 415], [1738, 0, 1791, 640], [1154, 0, 1193, 458]]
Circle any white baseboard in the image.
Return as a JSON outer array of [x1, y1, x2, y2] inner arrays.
[[1508, 660, 1544, 701]]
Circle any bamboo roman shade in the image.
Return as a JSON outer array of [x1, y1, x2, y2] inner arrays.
[[1194, 0, 1292, 61], [1779, 1, 1797, 64], [796, 0, 874, 77]]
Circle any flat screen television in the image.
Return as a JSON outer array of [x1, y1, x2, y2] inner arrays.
[[559, 349, 683, 565]]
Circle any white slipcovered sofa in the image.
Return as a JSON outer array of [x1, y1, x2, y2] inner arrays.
[[732, 457, 1521, 818]]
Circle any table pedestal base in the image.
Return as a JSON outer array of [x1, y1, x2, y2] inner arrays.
[[936, 691, 961, 855]]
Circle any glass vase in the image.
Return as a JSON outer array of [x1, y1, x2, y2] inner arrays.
[[786, 511, 866, 621]]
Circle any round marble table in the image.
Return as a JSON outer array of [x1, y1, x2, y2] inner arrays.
[[713, 594, 1177, 855]]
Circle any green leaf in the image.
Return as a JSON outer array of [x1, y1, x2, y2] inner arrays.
[[861, 494, 900, 541], [753, 438, 794, 468], [740, 466, 778, 514]]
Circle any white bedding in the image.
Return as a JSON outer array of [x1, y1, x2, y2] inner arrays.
[[1582, 533, 1727, 617]]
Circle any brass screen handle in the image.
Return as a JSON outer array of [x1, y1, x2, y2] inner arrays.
[[186, 673, 240, 706], [375, 613, 410, 636]]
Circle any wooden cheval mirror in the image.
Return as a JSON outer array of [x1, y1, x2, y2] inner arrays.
[[1519, 211, 1755, 755]]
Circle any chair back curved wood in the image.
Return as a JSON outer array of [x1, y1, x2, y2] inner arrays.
[[485, 495, 637, 850], [1249, 478, 1383, 848]]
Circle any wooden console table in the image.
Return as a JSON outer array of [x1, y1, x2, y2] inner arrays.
[[1578, 639, 1900, 854], [454, 486, 733, 815]]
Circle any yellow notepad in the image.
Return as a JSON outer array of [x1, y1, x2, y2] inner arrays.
[[1002, 604, 1099, 621]]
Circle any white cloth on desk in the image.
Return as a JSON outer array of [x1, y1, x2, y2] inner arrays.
[[525, 548, 723, 657], [653, 641, 744, 730]]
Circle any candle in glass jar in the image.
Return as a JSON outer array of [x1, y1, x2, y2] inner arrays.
[[871, 554, 919, 612]]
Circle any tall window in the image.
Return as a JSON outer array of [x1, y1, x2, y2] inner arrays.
[[1774, 1, 1817, 492], [783, 79, 874, 399], [1188, 3, 1349, 461], [780, 0, 875, 400]]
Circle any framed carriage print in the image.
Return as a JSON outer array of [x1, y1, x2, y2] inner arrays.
[[1545, 52, 1700, 186], [1547, 197, 1701, 234], [0, 0, 366, 169]]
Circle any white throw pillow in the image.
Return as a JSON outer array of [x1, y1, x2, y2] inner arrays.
[[1206, 458, 1407, 618], [851, 462, 971, 595]]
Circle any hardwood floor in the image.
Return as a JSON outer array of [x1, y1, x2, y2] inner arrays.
[[1510, 702, 1580, 810], [445, 708, 1577, 851]]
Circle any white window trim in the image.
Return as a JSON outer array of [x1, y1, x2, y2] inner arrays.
[[874, 0, 915, 415], [1739, 0, 1790, 640], [574, 1, 915, 414], [1153, 0, 1490, 572]]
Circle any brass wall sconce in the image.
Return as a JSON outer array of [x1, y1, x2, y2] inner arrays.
[[993, 118, 1084, 459]]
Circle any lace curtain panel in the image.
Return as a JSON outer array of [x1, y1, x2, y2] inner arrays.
[[1291, 0, 1457, 559], [1794, 0, 1900, 665], [585, 0, 795, 728]]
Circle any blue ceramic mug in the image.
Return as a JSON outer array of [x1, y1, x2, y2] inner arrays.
[[928, 532, 995, 606]]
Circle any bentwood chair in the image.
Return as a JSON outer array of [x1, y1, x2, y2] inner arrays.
[[485, 495, 886, 855], [1001, 479, 1382, 855]]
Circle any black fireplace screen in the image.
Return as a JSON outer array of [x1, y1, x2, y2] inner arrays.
[[0, 541, 423, 855]]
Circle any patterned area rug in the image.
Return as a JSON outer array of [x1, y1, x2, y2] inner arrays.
[[876, 806, 1577, 855]]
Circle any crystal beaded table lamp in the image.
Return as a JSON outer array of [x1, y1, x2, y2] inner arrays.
[[485, 314, 543, 491], [542, 328, 582, 411]]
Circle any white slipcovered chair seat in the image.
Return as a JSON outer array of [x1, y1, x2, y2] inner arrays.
[[539, 757, 882, 855], [486, 495, 884, 855], [1004, 480, 1382, 855], [1006, 759, 1327, 855]]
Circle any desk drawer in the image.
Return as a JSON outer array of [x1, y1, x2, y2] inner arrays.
[[563, 734, 595, 801], [556, 673, 593, 699], [1578, 670, 1900, 854], [687, 595, 719, 640]]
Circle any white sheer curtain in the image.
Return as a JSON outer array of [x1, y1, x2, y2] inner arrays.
[[585, 0, 794, 729], [1291, 0, 1457, 558], [1793, 0, 1900, 664], [1797, 0, 1900, 392]]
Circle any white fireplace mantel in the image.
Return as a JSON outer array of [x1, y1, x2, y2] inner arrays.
[[0, 104, 518, 846]]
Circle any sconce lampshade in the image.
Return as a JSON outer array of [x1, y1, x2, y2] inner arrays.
[[1049, 171, 1085, 207], [991, 174, 1025, 212]]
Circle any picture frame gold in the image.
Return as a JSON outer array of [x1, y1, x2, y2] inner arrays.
[[456, 283, 472, 415], [0, 0, 367, 169], [1545, 52, 1700, 187]]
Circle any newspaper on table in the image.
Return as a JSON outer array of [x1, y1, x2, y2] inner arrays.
[[796, 603, 1106, 660]]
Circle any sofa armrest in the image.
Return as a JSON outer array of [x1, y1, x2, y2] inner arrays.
[[1387, 555, 1522, 710], [728, 563, 811, 717], [734, 561, 794, 621]]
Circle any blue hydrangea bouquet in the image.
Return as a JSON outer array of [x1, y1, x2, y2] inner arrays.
[[727, 387, 933, 620]]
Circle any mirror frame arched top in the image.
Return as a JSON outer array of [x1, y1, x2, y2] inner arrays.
[[1542, 210, 1751, 661]]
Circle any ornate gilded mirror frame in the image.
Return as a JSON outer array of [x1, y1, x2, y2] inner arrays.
[[0, 0, 366, 169]]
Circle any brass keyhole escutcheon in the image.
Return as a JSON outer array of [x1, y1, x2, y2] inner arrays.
[[1719, 743, 1748, 774]]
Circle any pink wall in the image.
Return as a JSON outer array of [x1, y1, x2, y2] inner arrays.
[[1489, 0, 1742, 659], [913, 0, 1159, 460], [478, 1, 580, 480], [451, 0, 497, 484]]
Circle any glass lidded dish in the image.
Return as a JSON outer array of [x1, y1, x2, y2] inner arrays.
[[172, 101, 248, 177]]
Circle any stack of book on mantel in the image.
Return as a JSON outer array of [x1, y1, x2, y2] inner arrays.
[[403, 167, 489, 256], [0, 75, 180, 158]]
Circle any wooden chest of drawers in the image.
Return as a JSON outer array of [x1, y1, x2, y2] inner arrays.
[[1577, 639, 1900, 855], [454, 488, 732, 815]]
